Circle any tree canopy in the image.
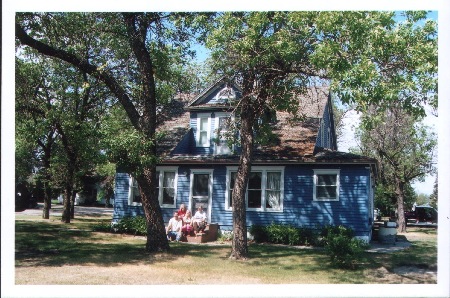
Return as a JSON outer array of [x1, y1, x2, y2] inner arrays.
[[204, 11, 437, 258], [355, 105, 437, 232]]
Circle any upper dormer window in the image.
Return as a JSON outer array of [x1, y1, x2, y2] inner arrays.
[[196, 114, 210, 147], [214, 85, 236, 103], [215, 112, 233, 155]]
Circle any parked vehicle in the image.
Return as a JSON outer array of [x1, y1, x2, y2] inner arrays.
[[404, 205, 438, 224]]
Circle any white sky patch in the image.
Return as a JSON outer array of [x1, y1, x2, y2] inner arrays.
[[337, 109, 361, 153]]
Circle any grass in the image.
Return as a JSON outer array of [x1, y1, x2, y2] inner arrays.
[[14, 214, 437, 285]]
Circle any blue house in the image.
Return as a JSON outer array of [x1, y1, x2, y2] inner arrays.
[[113, 77, 378, 241]]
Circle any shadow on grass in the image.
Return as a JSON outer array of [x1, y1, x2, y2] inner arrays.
[[15, 220, 233, 268], [16, 219, 437, 284]]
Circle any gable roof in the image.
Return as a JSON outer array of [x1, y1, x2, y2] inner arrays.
[[155, 83, 375, 167], [254, 86, 329, 160], [186, 76, 242, 111]]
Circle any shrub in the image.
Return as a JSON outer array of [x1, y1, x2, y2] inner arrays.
[[266, 223, 290, 244], [250, 224, 319, 246], [218, 230, 233, 242], [249, 225, 268, 243], [92, 220, 113, 232], [322, 225, 369, 269], [114, 216, 147, 236], [297, 227, 318, 246]]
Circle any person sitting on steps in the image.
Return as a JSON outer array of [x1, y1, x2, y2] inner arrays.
[[177, 204, 187, 220], [181, 209, 193, 237], [166, 212, 182, 242], [192, 205, 207, 235]]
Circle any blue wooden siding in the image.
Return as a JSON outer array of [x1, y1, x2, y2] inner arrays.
[[114, 164, 372, 238]]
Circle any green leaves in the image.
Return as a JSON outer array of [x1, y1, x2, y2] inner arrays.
[[99, 105, 159, 175]]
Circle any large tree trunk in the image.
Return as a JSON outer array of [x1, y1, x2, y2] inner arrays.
[[135, 168, 170, 252], [230, 95, 255, 260], [40, 133, 54, 219], [395, 176, 407, 233], [70, 191, 76, 219], [62, 186, 72, 223], [42, 180, 51, 219], [123, 14, 169, 252]]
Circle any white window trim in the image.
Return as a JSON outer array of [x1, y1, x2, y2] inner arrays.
[[189, 169, 214, 223], [128, 166, 178, 208], [196, 114, 211, 147], [157, 166, 179, 208], [128, 176, 141, 207], [225, 166, 284, 212], [214, 112, 234, 155], [313, 169, 340, 201]]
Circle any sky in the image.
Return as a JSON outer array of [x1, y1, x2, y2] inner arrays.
[[2, 1, 449, 298]]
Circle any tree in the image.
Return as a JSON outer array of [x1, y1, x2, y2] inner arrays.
[[356, 106, 437, 232], [416, 193, 430, 206], [51, 67, 107, 222], [429, 174, 438, 209], [373, 178, 417, 218], [16, 12, 204, 252], [16, 57, 59, 218], [96, 162, 116, 207], [205, 11, 437, 258], [16, 50, 109, 221]]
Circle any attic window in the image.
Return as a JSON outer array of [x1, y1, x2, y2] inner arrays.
[[214, 85, 236, 102], [196, 114, 211, 147]]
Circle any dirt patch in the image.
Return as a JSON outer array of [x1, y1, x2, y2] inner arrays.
[[401, 231, 436, 242], [366, 265, 437, 284], [392, 265, 437, 283]]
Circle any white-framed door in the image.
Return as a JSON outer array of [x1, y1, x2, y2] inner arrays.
[[189, 169, 213, 223]]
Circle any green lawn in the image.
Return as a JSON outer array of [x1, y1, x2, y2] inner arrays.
[[14, 215, 437, 285]]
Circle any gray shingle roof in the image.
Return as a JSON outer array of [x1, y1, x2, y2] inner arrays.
[[156, 86, 376, 166]]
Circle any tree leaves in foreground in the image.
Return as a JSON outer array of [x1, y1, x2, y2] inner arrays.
[[205, 11, 437, 258], [16, 12, 209, 252]]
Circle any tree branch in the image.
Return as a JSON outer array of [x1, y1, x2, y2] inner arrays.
[[15, 22, 142, 130]]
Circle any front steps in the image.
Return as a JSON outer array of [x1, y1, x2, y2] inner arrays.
[[180, 223, 219, 243]]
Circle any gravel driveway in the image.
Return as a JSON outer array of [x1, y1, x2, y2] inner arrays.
[[16, 203, 113, 217]]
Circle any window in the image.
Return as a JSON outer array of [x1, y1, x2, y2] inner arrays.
[[214, 85, 236, 102], [160, 171, 176, 206], [128, 167, 178, 208], [313, 169, 340, 201], [266, 172, 282, 209], [215, 113, 233, 154], [196, 115, 210, 147], [226, 166, 284, 212], [129, 177, 142, 205]]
